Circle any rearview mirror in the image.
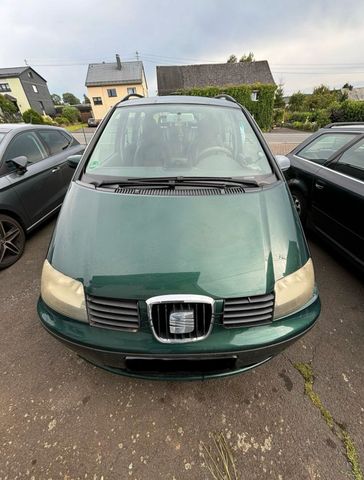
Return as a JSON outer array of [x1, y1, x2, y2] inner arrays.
[[7, 155, 28, 173], [67, 154, 82, 169], [275, 155, 290, 172]]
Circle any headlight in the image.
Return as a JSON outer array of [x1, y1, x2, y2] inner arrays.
[[273, 258, 315, 319], [41, 260, 87, 322]]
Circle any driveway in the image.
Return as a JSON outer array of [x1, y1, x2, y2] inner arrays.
[[0, 217, 363, 479]]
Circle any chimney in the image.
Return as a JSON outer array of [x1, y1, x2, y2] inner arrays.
[[116, 54, 122, 70]]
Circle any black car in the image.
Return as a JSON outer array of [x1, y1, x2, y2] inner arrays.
[[0, 124, 84, 269], [284, 122, 364, 270]]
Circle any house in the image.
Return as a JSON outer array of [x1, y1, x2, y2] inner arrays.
[[0, 66, 55, 116], [156, 60, 275, 95], [85, 55, 148, 119], [343, 87, 364, 101]]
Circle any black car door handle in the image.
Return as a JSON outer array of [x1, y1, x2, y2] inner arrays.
[[315, 182, 325, 190], [51, 166, 61, 173]]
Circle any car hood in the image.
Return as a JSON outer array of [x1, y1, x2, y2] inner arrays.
[[48, 181, 309, 299]]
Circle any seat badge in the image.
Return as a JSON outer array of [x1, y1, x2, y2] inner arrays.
[[169, 310, 194, 334]]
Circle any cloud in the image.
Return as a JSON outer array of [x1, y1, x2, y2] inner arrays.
[[1, 0, 364, 97]]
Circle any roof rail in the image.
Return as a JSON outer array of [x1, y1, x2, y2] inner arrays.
[[324, 122, 364, 128], [215, 93, 239, 105], [120, 93, 144, 102]]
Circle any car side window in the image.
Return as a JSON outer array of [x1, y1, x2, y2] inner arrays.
[[298, 133, 357, 164], [37, 130, 71, 155], [332, 138, 364, 181], [3, 131, 47, 164]]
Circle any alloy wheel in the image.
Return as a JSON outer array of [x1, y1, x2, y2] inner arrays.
[[0, 216, 25, 269]]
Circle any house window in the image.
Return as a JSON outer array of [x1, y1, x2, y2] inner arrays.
[[251, 90, 259, 102], [107, 88, 117, 97], [28, 71, 34, 79], [127, 87, 137, 95], [32, 85, 38, 93], [39, 101, 45, 114], [0, 83, 11, 92], [93, 97, 103, 105]]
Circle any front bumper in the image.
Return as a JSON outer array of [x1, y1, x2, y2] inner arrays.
[[37, 294, 320, 380]]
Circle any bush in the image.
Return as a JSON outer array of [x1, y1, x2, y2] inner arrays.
[[22, 109, 44, 124], [309, 109, 331, 128], [54, 116, 70, 126], [0, 94, 18, 115], [333, 99, 364, 122], [61, 105, 80, 124], [273, 108, 285, 125], [286, 111, 312, 123], [284, 121, 318, 132], [179, 83, 276, 131]]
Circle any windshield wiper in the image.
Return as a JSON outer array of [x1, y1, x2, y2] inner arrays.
[[127, 176, 265, 187], [87, 176, 268, 189]]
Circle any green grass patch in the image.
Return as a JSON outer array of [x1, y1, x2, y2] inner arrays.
[[294, 362, 363, 480], [64, 123, 88, 132]]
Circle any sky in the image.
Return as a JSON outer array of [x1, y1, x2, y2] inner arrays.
[[1, 0, 364, 99]]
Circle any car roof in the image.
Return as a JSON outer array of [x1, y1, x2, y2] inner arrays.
[[116, 95, 241, 109], [0, 123, 68, 134], [321, 122, 364, 133]]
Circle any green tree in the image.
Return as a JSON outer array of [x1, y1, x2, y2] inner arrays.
[[83, 94, 90, 104], [239, 52, 255, 62], [342, 82, 353, 91], [227, 54, 237, 63], [61, 105, 80, 123], [288, 91, 306, 111], [51, 93, 62, 105], [274, 85, 285, 109], [305, 85, 338, 110], [22, 108, 44, 124], [62, 92, 80, 105]]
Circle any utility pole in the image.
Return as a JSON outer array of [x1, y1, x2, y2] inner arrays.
[[135, 51, 139, 61], [24, 59, 28, 65]]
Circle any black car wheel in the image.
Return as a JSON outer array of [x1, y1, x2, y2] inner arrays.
[[0, 214, 26, 270], [291, 190, 307, 225]]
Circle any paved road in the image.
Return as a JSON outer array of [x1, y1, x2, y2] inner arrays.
[[72, 128, 312, 147], [0, 218, 363, 479], [264, 130, 311, 145]]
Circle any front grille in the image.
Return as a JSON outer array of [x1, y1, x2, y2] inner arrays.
[[115, 186, 245, 196], [87, 295, 139, 331], [148, 299, 213, 343], [223, 293, 275, 328]]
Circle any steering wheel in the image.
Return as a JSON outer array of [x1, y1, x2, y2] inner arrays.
[[196, 146, 233, 161]]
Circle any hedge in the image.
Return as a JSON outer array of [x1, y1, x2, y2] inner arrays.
[[334, 100, 364, 122], [177, 83, 276, 131]]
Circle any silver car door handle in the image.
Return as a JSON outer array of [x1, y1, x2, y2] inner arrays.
[[51, 166, 61, 173], [315, 182, 324, 190]]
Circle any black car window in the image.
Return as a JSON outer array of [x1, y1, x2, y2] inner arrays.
[[298, 133, 357, 164], [3, 131, 47, 164], [38, 130, 72, 155], [333, 138, 364, 181]]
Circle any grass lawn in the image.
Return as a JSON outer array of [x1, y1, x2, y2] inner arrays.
[[64, 123, 88, 132]]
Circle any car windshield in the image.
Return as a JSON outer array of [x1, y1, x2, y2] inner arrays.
[[84, 103, 273, 180]]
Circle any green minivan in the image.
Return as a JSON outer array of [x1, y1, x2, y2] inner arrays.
[[38, 94, 320, 380]]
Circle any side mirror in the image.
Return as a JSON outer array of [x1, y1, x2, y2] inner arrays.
[[67, 154, 82, 169], [275, 155, 291, 172], [7, 156, 28, 173]]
